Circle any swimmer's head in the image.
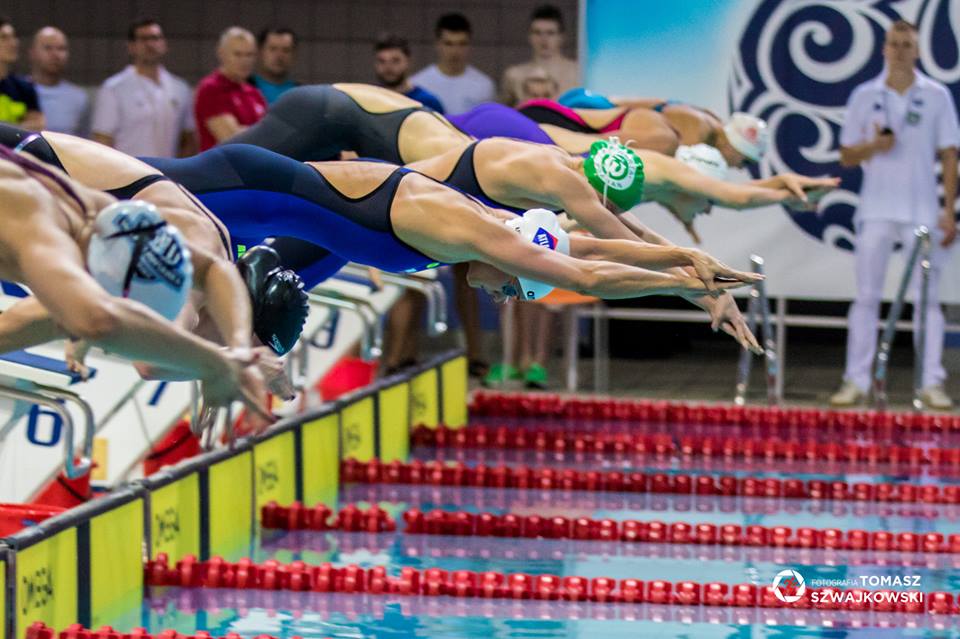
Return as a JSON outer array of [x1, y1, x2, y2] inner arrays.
[[236, 245, 309, 355], [466, 261, 519, 305], [583, 137, 645, 211], [676, 144, 729, 181], [720, 113, 769, 166], [504, 208, 570, 301], [86, 200, 193, 321]]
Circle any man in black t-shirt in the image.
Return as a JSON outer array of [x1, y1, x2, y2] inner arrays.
[[0, 17, 44, 129]]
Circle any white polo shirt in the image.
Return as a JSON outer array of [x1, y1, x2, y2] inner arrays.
[[840, 70, 960, 227], [91, 65, 194, 158]]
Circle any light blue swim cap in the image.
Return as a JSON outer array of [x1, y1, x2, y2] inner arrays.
[[558, 87, 616, 110]]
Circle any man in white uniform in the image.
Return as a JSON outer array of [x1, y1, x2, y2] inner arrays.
[[831, 20, 959, 408], [91, 18, 195, 157]]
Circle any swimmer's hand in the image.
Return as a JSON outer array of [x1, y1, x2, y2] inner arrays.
[[202, 348, 274, 433], [706, 292, 763, 355], [253, 345, 297, 401], [684, 248, 763, 293], [65, 339, 92, 380], [779, 175, 840, 211]]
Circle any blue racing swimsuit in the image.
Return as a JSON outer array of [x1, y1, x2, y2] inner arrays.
[[142, 145, 443, 286]]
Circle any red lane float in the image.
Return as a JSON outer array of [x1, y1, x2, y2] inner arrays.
[[399, 507, 960, 554], [260, 501, 395, 532], [413, 425, 960, 469], [26, 623, 314, 639], [342, 458, 960, 505], [468, 392, 960, 436], [259, 502, 960, 555], [142, 555, 958, 614]]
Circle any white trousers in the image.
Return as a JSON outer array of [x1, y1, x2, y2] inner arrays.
[[844, 220, 949, 391]]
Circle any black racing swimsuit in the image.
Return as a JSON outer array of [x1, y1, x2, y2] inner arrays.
[[227, 84, 456, 164]]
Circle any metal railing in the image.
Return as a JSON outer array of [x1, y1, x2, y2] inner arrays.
[[873, 226, 932, 412], [0, 382, 94, 478], [340, 265, 449, 337], [307, 291, 383, 361], [734, 255, 780, 406]]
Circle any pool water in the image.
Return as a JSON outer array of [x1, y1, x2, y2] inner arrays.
[[143, 417, 960, 638]]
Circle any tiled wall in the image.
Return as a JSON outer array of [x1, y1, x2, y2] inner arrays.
[[4, 0, 578, 88]]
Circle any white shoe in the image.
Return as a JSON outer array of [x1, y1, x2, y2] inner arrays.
[[919, 385, 953, 410], [830, 380, 866, 407]]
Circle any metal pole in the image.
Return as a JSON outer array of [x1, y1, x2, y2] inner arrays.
[[874, 226, 928, 411], [499, 301, 515, 388], [0, 384, 90, 478], [734, 257, 767, 405], [593, 304, 609, 393], [752, 258, 780, 405], [565, 307, 579, 392], [776, 296, 787, 401], [913, 232, 932, 412]]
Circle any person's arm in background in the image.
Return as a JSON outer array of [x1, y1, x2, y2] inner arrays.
[[177, 83, 197, 156], [939, 146, 958, 246], [90, 83, 118, 147], [195, 84, 247, 145], [19, 81, 44, 131], [935, 87, 960, 247]]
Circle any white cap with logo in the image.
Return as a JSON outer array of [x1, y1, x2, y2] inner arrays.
[[504, 208, 570, 301]]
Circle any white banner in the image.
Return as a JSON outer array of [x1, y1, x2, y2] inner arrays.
[[584, 0, 960, 302]]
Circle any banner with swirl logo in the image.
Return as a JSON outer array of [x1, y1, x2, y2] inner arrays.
[[584, 0, 960, 301]]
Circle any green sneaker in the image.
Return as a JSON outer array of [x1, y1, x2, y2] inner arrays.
[[524, 363, 549, 389], [483, 363, 520, 387]]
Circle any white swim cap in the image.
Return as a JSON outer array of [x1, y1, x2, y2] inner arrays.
[[87, 200, 193, 321], [504, 208, 570, 301], [723, 112, 769, 162], [676, 144, 729, 181]]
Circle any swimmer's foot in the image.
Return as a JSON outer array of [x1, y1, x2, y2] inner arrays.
[[483, 363, 520, 387], [524, 363, 549, 390]]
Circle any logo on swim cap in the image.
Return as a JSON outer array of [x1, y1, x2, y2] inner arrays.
[[584, 138, 645, 210], [505, 209, 570, 301], [533, 228, 558, 251], [87, 200, 192, 321]]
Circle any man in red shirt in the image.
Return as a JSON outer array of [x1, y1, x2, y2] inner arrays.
[[195, 27, 266, 151]]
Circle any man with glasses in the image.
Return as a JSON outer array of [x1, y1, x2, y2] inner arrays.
[[91, 17, 195, 157]]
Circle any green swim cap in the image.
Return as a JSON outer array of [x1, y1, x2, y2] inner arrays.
[[583, 138, 645, 210]]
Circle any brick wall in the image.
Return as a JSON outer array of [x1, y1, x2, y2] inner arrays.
[[4, 0, 578, 89]]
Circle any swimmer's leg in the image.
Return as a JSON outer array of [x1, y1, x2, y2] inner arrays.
[[226, 86, 345, 161]]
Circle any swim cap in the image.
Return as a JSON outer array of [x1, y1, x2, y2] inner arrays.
[[504, 208, 570, 301], [583, 138, 645, 210], [676, 144, 729, 181], [723, 113, 769, 162], [236, 245, 309, 355], [87, 200, 192, 321], [558, 87, 616, 110]]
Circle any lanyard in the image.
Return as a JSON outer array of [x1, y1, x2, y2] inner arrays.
[[880, 84, 922, 134]]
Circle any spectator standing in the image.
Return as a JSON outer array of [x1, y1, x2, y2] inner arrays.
[[251, 27, 298, 105], [373, 33, 444, 113], [195, 27, 266, 151], [0, 17, 43, 129], [501, 4, 579, 106], [410, 13, 494, 115], [831, 20, 959, 409], [91, 18, 194, 157], [30, 27, 89, 136]]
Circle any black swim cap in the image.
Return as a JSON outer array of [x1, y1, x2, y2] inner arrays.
[[236, 246, 309, 355]]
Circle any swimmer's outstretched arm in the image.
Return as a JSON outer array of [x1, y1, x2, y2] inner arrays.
[[646, 153, 801, 210], [0, 297, 62, 352], [0, 167, 269, 416], [185, 242, 254, 350], [455, 220, 753, 300], [568, 235, 760, 293]]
